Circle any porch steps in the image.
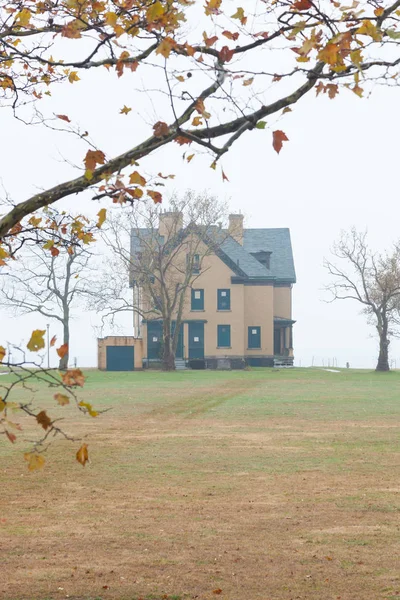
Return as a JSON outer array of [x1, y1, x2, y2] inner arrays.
[[175, 359, 188, 370], [273, 357, 294, 368]]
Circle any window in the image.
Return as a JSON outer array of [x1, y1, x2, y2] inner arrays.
[[191, 288, 204, 310], [217, 289, 231, 310], [193, 254, 200, 274], [217, 325, 231, 348], [248, 326, 261, 349]]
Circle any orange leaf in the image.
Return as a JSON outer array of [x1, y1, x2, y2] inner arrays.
[[326, 84, 339, 99], [156, 37, 177, 59], [148, 190, 162, 204], [76, 443, 89, 466], [56, 343, 68, 359], [36, 410, 52, 430], [153, 121, 169, 137], [291, 0, 312, 9], [27, 330, 46, 352], [272, 130, 289, 154], [56, 114, 71, 123], [0, 346, 5, 362], [61, 368, 85, 387], [84, 149, 105, 172], [24, 453, 46, 471], [222, 169, 229, 182], [203, 32, 218, 47], [213, 589, 223, 595], [222, 30, 239, 41], [174, 136, 192, 146], [50, 335, 57, 347], [54, 393, 70, 406], [50, 246, 60, 257]]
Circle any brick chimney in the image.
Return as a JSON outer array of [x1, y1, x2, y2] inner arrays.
[[228, 214, 244, 245], [159, 210, 183, 238]]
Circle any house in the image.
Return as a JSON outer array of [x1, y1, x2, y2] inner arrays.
[[98, 212, 296, 370]]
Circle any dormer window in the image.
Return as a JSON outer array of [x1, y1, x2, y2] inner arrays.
[[251, 251, 271, 269]]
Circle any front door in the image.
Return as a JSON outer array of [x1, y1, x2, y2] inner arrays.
[[172, 321, 184, 359], [147, 321, 163, 360], [188, 322, 204, 359], [274, 328, 282, 355]]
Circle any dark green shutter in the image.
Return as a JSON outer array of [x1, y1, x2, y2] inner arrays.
[[106, 346, 134, 371], [217, 289, 230, 310], [191, 289, 204, 310], [248, 326, 261, 349], [217, 325, 231, 348]]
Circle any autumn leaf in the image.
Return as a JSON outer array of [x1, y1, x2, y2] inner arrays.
[[148, 190, 163, 204], [79, 401, 99, 417], [174, 136, 191, 145], [192, 116, 203, 127], [56, 114, 71, 123], [84, 149, 106, 179], [243, 77, 253, 86], [56, 343, 68, 359], [256, 121, 267, 129], [219, 46, 235, 62], [16, 8, 32, 27], [356, 20, 382, 42], [231, 7, 247, 25], [318, 43, 339, 66], [50, 246, 60, 257], [6, 431, 16, 444], [76, 443, 89, 466], [27, 330, 46, 352], [120, 105, 132, 115], [0, 346, 5, 362], [28, 216, 42, 227], [326, 84, 339, 99], [205, 0, 222, 16], [54, 393, 70, 406], [272, 130, 289, 154], [97, 208, 107, 228], [291, 0, 312, 10], [129, 171, 146, 186], [153, 121, 170, 138], [213, 589, 223, 595], [61, 368, 85, 387], [282, 107, 292, 114], [24, 453, 46, 471], [222, 169, 229, 182], [156, 37, 177, 59], [50, 335, 57, 347], [186, 153, 195, 162], [223, 30, 239, 41], [68, 71, 80, 83], [0, 398, 5, 412], [203, 32, 219, 47], [36, 410, 52, 430]]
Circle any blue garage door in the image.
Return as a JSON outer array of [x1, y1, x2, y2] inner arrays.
[[106, 346, 134, 371]]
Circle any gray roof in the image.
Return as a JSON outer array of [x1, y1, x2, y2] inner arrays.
[[219, 236, 272, 278], [243, 228, 296, 283]]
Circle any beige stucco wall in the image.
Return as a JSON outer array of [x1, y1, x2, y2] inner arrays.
[[273, 286, 292, 319], [98, 336, 143, 370], [244, 285, 274, 355]]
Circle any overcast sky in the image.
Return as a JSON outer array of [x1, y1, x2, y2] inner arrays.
[[1, 9, 399, 370]]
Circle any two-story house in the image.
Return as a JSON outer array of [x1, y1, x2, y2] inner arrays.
[[131, 212, 296, 369]]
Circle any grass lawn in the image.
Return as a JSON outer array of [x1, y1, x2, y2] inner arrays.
[[1, 367, 400, 600]]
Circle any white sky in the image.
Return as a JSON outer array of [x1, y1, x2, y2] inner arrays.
[[1, 5, 399, 370]]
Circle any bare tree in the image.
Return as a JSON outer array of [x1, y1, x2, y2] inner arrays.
[[325, 229, 400, 371], [92, 191, 228, 371], [0, 211, 96, 369]]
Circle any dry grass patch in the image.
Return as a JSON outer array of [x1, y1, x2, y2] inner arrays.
[[1, 368, 400, 600]]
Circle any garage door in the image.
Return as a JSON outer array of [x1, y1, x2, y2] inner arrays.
[[106, 346, 134, 371]]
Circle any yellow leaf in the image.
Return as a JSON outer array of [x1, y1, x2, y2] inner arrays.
[[192, 116, 203, 126], [28, 216, 42, 227], [374, 7, 384, 16], [54, 393, 70, 406], [0, 345, 5, 362], [97, 208, 107, 228], [27, 330, 46, 352], [105, 11, 118, 26], [24, 453, 46, 471], [156, 37, 176, 59], [0, 398, 5, 412], [120, 105, 132, 115], [146, 1, 165, 21], [16, 8, 31, 27], [79, 401, 99, 417], [68, 71, 80, 83], [243, 77, 254, 86], [76, 443, 89, 466], [129, 171, 146, 186], [187, 153, 195, 162], [231, 7, 247, 25], [175, 75, 185, 82], [356, 19, 382, 41]]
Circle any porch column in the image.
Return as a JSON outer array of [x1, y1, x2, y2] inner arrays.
[[183, 322, 189, 360]]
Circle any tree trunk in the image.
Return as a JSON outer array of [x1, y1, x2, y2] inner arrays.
[[162, 319, 176, 371], [376, 329, 390, 372], [59, 315, 70, 370]]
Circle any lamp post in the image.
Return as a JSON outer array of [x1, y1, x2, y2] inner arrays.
[[46, 323, 50, 369]]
